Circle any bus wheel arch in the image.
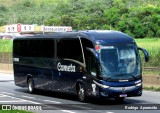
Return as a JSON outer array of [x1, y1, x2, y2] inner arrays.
[[27, 75, 35, 94]]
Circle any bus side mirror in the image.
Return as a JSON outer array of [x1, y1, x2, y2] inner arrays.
[[138, 47, 149, 62]]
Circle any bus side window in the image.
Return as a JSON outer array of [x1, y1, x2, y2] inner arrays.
[[57, 38, 83, 63]]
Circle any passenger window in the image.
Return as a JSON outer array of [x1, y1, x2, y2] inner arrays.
[[14, 39, 55, 58], [57, 38, 83, 63]]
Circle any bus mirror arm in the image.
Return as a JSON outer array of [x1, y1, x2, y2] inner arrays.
[[85, 47, 99, 59], [85, 47, 100, 64], [138, 47, 149, 62]]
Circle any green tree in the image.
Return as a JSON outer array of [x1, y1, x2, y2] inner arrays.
[[104, 8, 121, 27]]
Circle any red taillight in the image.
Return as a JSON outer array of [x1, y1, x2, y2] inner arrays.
[[95, 45, 101, 51]]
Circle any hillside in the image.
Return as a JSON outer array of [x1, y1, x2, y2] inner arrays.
[[0, 0, 160, 38]]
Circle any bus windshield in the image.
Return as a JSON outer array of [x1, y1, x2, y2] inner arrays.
[[100, 45, 139, 80]]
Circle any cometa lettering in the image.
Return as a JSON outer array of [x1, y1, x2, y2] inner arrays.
[[57, 62, 76, 72]]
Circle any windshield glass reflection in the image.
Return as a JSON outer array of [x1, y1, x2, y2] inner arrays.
[[100, 45, 139, 80]]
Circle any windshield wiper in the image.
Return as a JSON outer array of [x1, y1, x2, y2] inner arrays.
[[101, 76, 112, 81], [131, 75, 141, 80], [114, 74, 139, 80], [130, 75, 139, 80]]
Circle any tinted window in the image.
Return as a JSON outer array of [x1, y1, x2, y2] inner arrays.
[[14, 39, 55, 58], [57, 38, 83, 63], [81, 38, 94, 64], [81, 38, 93, 49]]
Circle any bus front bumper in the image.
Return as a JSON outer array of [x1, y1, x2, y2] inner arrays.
[[99, 85, 142, 98]]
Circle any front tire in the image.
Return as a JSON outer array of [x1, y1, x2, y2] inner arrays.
[[77, 83, 87, 102], [28, 78, 35, 94]]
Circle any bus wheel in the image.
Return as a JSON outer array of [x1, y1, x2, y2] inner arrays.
[[77, 83, 86, 102], [28, 78, 35, 94], [115, 97, 124, 103]]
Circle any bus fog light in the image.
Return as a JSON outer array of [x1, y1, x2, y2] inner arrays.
[[104, 92, 108, 97], [137, 91, 142, 95], [100, 92, 108, 97]]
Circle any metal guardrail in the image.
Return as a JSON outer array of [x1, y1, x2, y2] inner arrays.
[[143, 67, 160, 71]]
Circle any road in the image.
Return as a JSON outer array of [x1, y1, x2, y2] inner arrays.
[[0, 73, 160, 113]]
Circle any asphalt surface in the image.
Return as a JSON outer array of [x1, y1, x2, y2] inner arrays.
[[0, 73, 160, 113]]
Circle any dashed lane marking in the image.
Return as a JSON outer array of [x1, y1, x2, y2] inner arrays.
[[0, 100, 26, 103], [1, 92, 15, 96], [0, 94, 26, 103], [22, 95, 35, 99], [0, 93, 41, 104], [44, 100, 61, 104], [61, 110, 76, 113], [0, 94, 8, 97]]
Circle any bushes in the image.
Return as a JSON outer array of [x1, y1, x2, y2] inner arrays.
[[0, 40, 13, 52], [115, 6, 160, 38]]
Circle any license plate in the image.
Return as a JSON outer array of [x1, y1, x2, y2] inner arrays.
[[120, 94, 127, 97]]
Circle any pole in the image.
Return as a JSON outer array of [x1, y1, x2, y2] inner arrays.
[[42, 16, 44, 34], [110, 24, 112, 30]]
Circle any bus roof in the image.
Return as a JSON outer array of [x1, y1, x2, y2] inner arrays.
[[81, 30, 135, 45], [14, 30, 136, 45]]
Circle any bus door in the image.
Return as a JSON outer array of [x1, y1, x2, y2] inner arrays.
[[81, 38, 99, 96], [85, 48, 99, 96]]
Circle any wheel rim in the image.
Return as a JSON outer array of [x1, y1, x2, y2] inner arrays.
[[78, 84, 85, 101], [28, 80, 33, 92]]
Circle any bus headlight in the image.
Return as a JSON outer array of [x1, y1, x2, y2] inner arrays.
[[136, 83, 142, 87], [93, 80, 110, 89], [135, 80, 142, 87]]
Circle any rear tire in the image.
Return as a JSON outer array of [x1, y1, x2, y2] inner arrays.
[[77, 83, 87, 102], [28, 78, 35, 94]]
